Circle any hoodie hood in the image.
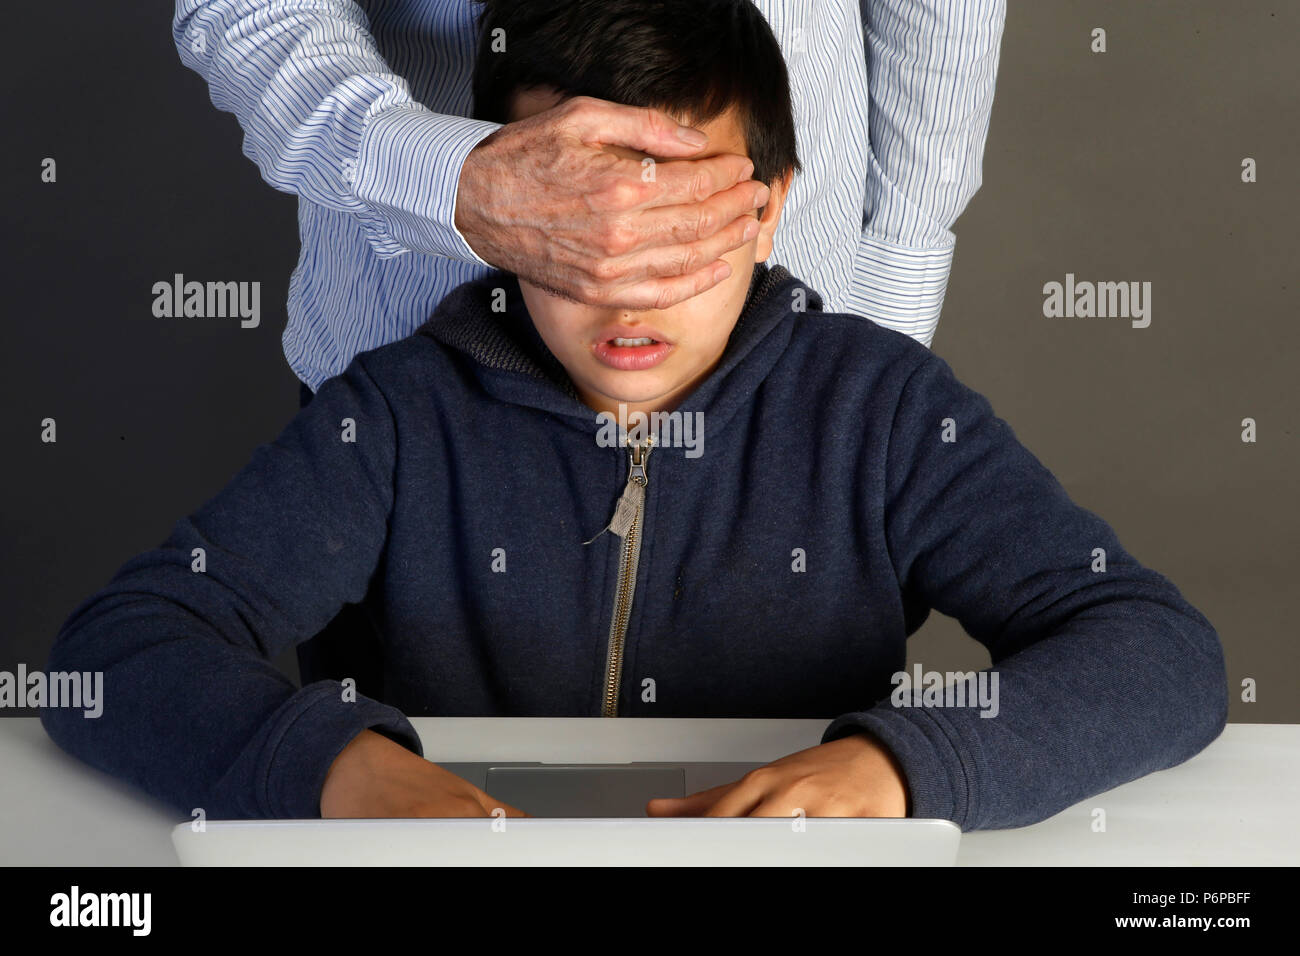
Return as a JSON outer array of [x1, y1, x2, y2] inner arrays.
[[417, 261, 822, 433]]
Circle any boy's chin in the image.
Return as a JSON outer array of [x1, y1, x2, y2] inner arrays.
[[581, 374, 681, 412]]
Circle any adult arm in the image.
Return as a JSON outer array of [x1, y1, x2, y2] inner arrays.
[[40, 360, 419, 819], [174, 0, 501, 262], [847, 0, 1007, 345], [823, 352, 1229, 830]]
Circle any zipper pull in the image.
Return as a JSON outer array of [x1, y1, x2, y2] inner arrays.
[[627, 438, 652, 485], [583, 437, 654, 545]]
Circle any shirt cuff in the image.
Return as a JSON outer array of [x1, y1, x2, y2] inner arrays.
[[840, 232, 955, 348], [352, 103, 502, 263], [260, 680, 424, 818], [822, 704, 971, 828]]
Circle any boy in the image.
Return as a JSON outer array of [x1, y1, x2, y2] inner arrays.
[[42, 0, 1226, 830]]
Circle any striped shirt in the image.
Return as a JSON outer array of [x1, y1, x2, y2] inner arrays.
[[173, 0, 1005, 391]]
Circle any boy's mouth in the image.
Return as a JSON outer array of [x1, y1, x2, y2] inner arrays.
[[592, 328, 674, 371]]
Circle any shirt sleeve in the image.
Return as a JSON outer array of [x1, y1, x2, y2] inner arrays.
[[823, 351, 1229, 830], [39, 357, 422, 820], [173, 0, 501, 262], [845, 0, 1007, 346]]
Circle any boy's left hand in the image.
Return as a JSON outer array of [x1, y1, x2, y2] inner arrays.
[[645, 731, 909, 818]]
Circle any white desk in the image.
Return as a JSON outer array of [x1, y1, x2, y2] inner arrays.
[[1, 718, 1295, 865]]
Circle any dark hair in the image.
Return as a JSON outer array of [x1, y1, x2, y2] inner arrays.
[[470, 0, 801, 195]]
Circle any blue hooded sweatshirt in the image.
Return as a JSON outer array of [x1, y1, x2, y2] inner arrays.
[[40, 262, 1228, 830]]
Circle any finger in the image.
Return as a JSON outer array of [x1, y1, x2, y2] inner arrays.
[[626, 154, 766, 211], [479, 792, 530, 818], [596, 197, 761, 288], [522, 188, 764, 311], [563, 182, 770, 310], [574, 175, 765, 282], [633, 175, 771, 247], [703, 776, 769, 818], [747, 796, 810, 818], [562, 96, 725, 160], [646, 781, 738, 817], [585, 259, 735, 312]]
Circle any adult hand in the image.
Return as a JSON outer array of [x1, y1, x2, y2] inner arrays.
[[454, 95, 771, 311], [320, 728, 530, 818], [644, 732, 910, 818]]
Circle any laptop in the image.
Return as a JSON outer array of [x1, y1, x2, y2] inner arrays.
[[172, 759, 961, 865]]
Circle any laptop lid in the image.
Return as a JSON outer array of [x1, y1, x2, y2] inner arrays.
[[172, 816, 960, 866]]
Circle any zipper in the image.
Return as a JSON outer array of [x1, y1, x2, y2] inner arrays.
[[599, 435, 654, 717]]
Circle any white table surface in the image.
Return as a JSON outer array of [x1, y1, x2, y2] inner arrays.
[[1, 718, 1295, 865]]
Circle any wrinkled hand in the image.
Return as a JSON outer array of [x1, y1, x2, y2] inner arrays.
[[646, 732, 910, 818], [455, 95, 769, 311]]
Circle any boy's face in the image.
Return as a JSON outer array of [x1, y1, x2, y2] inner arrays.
[[507, 87, 790, 419]]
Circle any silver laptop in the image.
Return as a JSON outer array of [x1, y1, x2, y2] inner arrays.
[[173, 760, 960, 865]]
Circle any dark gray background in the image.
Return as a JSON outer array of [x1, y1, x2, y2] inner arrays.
[[3, 2, 1296, 720]]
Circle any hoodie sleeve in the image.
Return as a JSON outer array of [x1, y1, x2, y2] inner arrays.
[[822, 350, 1229, 830], [39, 357, 422, 819]]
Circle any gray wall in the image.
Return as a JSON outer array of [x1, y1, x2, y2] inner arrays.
[[3, 1, 1296, 720], [912, 1, 1299, 722]]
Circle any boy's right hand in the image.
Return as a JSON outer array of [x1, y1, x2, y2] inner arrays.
[[320, 728, 529, 819]]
